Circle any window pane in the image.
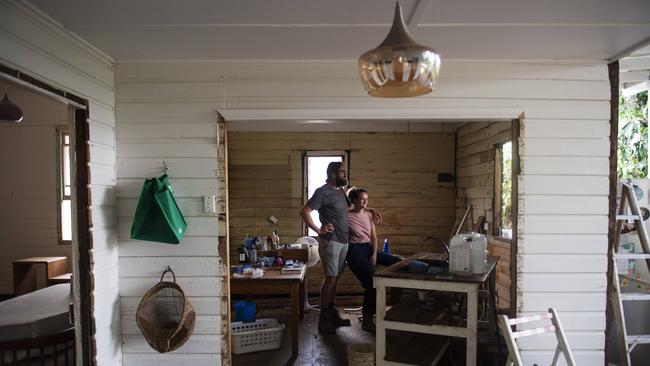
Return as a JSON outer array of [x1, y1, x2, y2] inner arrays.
[[63, 145, 70, 190], [307, 156, 343, 236], [64, 134, 69, 144], [62, 199, 72, 241], [500, 142, 513, 237]]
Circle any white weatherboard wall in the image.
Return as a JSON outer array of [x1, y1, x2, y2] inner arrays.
[[120, 60, 609, 364], [0, 86, 71, 294], [115, 68, 225, 365], [0, 2, 119, 365]]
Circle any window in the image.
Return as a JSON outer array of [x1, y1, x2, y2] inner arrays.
[[494, 141, 513, 238], [303, 151, 347, 236], [57, 128, 72, 243]]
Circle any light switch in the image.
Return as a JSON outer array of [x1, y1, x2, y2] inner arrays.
[[203, 195, 216, 213]]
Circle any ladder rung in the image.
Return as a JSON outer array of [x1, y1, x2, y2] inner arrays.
[[616, 214, 643, 221], [625, 335, 650, 344], [621, 293, 650, 301], [614, 253, 650, 259]]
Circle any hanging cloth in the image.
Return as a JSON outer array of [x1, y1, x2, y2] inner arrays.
[[130, 174, 187, 244]]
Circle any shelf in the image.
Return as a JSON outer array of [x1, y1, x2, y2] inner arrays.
[[385, 293, 465, 329], [384, 329, 450, 365]]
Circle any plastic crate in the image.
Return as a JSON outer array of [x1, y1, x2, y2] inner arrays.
[[231, 318, 285, 354]]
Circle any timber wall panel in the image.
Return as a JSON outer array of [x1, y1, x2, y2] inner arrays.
[[228, 131, 456, 294], [0, 88, 71, 294], [0, 2, 119, 365], [455, 121, 514, 310], [115, 66, 226, 364]]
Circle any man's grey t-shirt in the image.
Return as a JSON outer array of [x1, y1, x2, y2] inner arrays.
[[307, 184, 349, 243]]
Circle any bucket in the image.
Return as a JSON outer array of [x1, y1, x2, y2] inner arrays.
[[233, 301, 257, 323], [347, 343, 374, 366]]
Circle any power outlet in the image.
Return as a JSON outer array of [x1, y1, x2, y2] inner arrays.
[[203, 195, 216, 213]]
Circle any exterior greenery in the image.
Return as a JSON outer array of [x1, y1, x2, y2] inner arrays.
[[618, 91, 648, 178], [502, 141, 512, 229]]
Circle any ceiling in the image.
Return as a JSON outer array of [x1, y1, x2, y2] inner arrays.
[[620, 44, 650, 96], [28, 0, 650, 62]]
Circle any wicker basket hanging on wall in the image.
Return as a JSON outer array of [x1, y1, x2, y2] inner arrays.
[[136, 268, 195, 353]]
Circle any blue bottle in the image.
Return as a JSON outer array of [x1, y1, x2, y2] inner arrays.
[[383, 238, 390, 254]]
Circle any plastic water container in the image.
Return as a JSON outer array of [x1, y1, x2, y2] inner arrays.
[[469, 233, 488, 274], [449, 234, 471, 273], [234, 300, 257, 323]]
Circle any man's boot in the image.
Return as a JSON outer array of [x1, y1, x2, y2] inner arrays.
[[318, 309, 336, 334], [327, 307, 351, 327]]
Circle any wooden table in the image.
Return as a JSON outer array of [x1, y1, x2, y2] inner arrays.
[[230, 266, 306, 359], [0, 284, 72, 341], [13, 257, 68, 296], [374, 252, 498, 366]]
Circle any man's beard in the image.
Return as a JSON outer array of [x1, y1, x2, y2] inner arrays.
[[335, 177, 348, 187]]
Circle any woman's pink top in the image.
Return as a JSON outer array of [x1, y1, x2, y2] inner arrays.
[[348, 210, 372, 244]]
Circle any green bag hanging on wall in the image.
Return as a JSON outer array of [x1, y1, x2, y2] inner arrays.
[[130, 174, 187, 244]]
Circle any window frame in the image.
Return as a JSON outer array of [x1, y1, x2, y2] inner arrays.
[[302, 150, 349, 236], [56, 126, 72, 245]]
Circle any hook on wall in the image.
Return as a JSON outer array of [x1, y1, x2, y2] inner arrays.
[[163, 160, 169, 175]]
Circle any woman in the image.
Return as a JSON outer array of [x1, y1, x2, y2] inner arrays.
[[346, 187, 400, 332]]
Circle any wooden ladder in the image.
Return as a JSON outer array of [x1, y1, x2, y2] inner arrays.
[[611, 180, 650, 366]]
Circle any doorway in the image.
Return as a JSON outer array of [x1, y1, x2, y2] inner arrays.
[[0, 66, 94, 364]]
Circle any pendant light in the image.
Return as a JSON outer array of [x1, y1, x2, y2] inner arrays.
[[0, 92, 23, 123], [358, 2, 441, 98]]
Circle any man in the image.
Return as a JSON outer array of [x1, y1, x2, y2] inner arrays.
[[299, 161, 352, 334]]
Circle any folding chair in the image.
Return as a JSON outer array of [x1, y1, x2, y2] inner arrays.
[[498, 308, 576, 366]]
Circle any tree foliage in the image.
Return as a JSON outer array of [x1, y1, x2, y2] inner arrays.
[[618, 91, 648, 178], [502, 142, 512, 228]]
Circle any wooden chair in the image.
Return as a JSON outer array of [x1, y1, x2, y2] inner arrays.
[[498, 308, 576, 366]]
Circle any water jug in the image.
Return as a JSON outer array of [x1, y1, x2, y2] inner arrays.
[[469, 233, 488, 274], [449, 234, 471, 274]]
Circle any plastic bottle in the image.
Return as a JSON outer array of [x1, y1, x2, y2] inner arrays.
[[271, 230, 280, 250], [249, 248, 257, 265], [383, 238, 390, 254], [238, 246, 249, 264]]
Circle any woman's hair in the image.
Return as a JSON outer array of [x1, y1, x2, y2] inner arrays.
[[348, 187, 368, 203]]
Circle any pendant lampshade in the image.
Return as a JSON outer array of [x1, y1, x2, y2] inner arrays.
[[358, 2, 441, 98], [0, 93, 24, 123]]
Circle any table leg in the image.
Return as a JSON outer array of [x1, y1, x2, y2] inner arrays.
[[466, 285, 478, 366], [489, 267, 498, 334], [376, 277, 386, 365], [299, 273, 306, 320], [290, 283, 299, 358]]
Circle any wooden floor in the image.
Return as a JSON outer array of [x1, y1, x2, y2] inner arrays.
[[233, 306, 373, 366], [232, 301, 506, 366]]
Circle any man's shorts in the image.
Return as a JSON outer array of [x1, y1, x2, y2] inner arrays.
[[317, 238, 348, 277]]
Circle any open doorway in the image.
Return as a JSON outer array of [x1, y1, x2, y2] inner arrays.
[[224, 120, 520, 364], [0, 69, 94, 365]]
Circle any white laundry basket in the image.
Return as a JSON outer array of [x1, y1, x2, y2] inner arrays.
[[231, 318, 285, 354]]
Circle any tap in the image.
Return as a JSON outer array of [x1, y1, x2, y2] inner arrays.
[[424, 236, 449, 259]]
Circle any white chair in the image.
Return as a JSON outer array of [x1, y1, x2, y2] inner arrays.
[[293, 236, 320, 312], [498, 308, 576, 366]]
